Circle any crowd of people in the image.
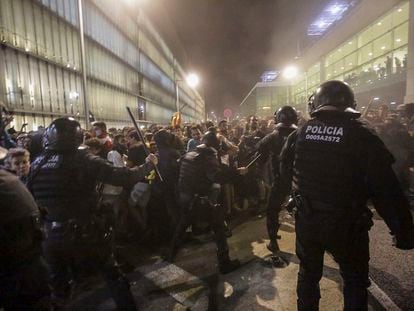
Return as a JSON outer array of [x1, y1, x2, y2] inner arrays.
[[344, 54, 408, 88], [1, 79, 414, 310]]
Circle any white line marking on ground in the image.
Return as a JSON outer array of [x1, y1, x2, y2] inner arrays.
[[368, 277, 401, 311], [136, 259, 209, 310]]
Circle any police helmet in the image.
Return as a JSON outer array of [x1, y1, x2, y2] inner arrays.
[[308, 80, 359, 117], [274, 106, 298, 126], [43, 117, 83, 151], [202, 127, 220, 150]]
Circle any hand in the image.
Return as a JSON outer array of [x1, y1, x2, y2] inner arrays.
[[145, 153, 158, 166], [238, 167, 248, 175]]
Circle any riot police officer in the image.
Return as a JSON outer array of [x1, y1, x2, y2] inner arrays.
[[257, 106, 297, 263], [0, 103, 51, 310], [29, 117, 158, 310], [167, 128, 248, 274], [280, 80, 414, 310]]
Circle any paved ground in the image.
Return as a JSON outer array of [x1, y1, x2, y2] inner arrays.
[[369, 210, 414, 310], [71, 211, 383, 310]]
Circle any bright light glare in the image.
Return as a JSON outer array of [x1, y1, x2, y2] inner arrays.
[[330, 5, 341, 14], [186, 73, 200, 88], [283, 66, 298, 80], [374, 97, 380, 100]]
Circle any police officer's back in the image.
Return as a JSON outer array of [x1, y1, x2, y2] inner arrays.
[[257, 106, 297, 259], [168, 128, 247, 274], [280, 80, 414, 311], [29, 117, 157, 310]]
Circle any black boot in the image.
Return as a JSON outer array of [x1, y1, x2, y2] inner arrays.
[[219, 258, 241, 274], [266, 240, 280, 253]]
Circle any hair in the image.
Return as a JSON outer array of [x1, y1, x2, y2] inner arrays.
[[113, 134, 124, 144], [5, 148, 30, 167], [84, 138, 103, 150], [128, 130, 140, 141], [218, 120, 228, 127], [92, 121, 107, 131]]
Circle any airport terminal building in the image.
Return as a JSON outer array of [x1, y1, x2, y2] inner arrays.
[[241, 0, 414, 117], [0, 0, 205, 130]]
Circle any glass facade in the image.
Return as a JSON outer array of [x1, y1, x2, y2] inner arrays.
[[241, 1, 411, 117], [326, 2, 409, 86], [0, 0, 205, 130], [293, 1, 409, 110]]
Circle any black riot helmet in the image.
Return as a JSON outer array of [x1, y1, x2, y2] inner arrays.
[[274, 105, 298, 126], [308, 80, 359, 117], [43, 117, 83, 151], [202, 127, 220, 150]]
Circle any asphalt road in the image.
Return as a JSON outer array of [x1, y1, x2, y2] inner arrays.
[[68, 209, 413, 310], [369, 210, 414, 310]]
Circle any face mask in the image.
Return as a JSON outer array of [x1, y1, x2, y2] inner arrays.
[[95, 129, 102, 137]]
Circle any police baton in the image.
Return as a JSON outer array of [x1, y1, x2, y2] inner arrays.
[[126, 107, 164, 182], [246, 153, 261, 169]]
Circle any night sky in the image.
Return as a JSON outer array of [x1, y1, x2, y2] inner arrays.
[[144, 0, 328, 117]]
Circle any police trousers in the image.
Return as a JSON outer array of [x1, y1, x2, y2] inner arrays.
[[295, 209, 370, 311], [43, 222, 136, 310], [266, 179, 290, 243], [169, 193, 230, 263]]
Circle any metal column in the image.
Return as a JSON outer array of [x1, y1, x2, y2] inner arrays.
[[78, 0, 91, 128]]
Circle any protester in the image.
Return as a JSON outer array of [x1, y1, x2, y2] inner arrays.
[[4, 148, 31, 183]]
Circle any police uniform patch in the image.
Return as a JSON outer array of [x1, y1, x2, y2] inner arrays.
[[304, 125, 344, 143]]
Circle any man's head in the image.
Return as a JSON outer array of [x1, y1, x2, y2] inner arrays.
[[308, 80, 359, 117], [173, 125, 183, 139], [190, 126, 201, 141], [84, 138, 103, 156], [218, 120, 228, 132], [248, 115, 259, 130], [113, 134, 126, 146], [16, 133, 32, 149], [127, 130, 140, 145], [92, 121, 107, 138], [5, 148, 31, 177]]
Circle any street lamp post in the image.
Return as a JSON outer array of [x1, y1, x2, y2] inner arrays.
[[77, 0, 91, 128]]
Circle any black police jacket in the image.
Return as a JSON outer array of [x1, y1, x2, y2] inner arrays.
[[178, 144, 239, 196], [280, 112, 414, 244], [29, 149, 153, 223], [257, 123, 297, 179]]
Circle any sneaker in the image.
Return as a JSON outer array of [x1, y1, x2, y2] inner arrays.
[[219, 259, 241, 274]]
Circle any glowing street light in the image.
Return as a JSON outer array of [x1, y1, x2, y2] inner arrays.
[[186, 73, 200, 88], [176, 73, 201, 114], [283, 65, 299, 80]]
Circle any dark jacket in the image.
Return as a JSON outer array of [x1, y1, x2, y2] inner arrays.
[[178, 144, 239, 196], [29, 149, 153, 223], [280, 111, 414, 245]]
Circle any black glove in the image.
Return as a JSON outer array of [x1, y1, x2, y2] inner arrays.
[[393, 227, 414, 250]]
